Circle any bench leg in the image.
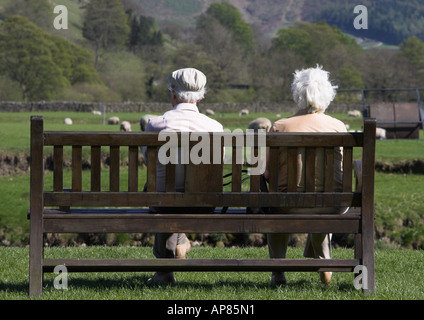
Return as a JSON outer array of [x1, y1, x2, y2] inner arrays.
[[361, 229, 376, 294], [29, 218, 43, 297]]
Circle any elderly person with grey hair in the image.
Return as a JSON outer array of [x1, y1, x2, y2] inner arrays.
[[264, 65, 348, 287], [142, 68, 223, 285]]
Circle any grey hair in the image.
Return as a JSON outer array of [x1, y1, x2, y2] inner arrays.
[[168, 84, 206, 103], [291, 65, 338, 113]]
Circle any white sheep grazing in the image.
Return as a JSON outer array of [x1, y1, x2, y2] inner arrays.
[[205, 109, 215, 116], [108, 116, 120, 125], [64, 118, 73, 125], [248, 117, 272, 132], [376, 127, 386, 140], [139, 114, 157, 131], [92, 110, 102, 116], [347, 110, 362, 117], [239, 109, 249, 116], [120, 121, 132, 132]]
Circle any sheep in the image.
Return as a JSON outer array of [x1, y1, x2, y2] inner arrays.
[[120, 121, 132, 132], [248, 117, 272, 132], [92, 110, 102, 116], [63, 118, 73, 125], [139, 114, 157, 131], [376, 127, 386, 140], [205, 109, 215, 116], [347, 110, 362, 117], [239, 109, 249, 116], [108, 116, 120, 125]]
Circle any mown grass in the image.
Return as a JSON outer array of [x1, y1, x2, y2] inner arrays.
[[0, 246, 423, 300]]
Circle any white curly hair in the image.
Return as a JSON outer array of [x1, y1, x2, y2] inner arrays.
[[291, 65, 338, 113]]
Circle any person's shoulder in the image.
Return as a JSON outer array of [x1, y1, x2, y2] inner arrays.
[[322, 114, 347, 132], [145, 114, 165, 132], [270, 117, 292, 132], [200, 114, 224, 131]]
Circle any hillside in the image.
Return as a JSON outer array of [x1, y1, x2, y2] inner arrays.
[[138, 0, 306, 36], [137, 0, 424, 44]]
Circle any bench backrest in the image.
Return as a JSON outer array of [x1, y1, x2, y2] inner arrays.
[[368, 102, 421, 139], [30, 116, 376, 211]]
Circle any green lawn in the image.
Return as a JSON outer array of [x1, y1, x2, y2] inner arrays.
[[0, 246, 423, 300]]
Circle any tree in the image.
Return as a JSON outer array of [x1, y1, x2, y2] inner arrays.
[[0, 16, 100, 101], [82, 0, 130, 67], [3, 0, 52, 30], [338, 65, 364, 89], [128, 14, 163, 51], [205, 2, 255, 53], [272, 22, 361, 67]]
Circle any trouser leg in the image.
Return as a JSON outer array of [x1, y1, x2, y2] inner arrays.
[[267, 233, 290, 258], [303, 233, 332, 259], [153, 233, 187, 258], [267, 233, 289, 285]]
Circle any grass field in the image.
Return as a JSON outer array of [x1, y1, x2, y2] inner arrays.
[[0, 246, 423, 300], [0, 110, 423, 301]]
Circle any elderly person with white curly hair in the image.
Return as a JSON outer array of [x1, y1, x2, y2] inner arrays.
[[264, 65, 348, 287], [142, 68, 223, 285]]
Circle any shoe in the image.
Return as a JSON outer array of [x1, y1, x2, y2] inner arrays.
[[319, 272, 332, 285], [147, 272, 175, 285], [175, 240, 191, 259], [270, 272, 286, 287]]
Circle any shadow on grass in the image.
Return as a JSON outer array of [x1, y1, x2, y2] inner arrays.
[[0, 281, 29, 295], [49, 275, 356, 292], [0, 274, 358, 297]]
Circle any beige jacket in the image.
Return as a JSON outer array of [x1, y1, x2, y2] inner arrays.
[[267, 110, 348, 213]]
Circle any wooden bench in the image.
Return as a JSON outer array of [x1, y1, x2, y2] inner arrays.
[[29, 116, 377, 296]]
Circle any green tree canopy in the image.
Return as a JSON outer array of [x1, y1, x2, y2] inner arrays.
[[2, 0, 52, 30], [82, 0, 130, 66], [129, 14, 163, 50], [272, 22, 361, 66], [0, 16, 101, 101], [205, 2, 254, 52], [399, 36, 424, 84]]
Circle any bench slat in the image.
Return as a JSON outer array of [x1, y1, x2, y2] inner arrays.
[[109, 146, 120, 192], [44, 131, 364, 147], [42, 210, 361, 233], [53, 146, 63, 192], [305, 147, 316, 192], [91, 146, 101, 192], [72, 146, 82, 192], [128, 146, 138, 192], [43, 258, 360, 273], [343, 147, 353, 192], [146, 147, 157, 192], [43, 191, 361, 208], [324, 148, 335, 192], [231, 147, 243, 192]]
